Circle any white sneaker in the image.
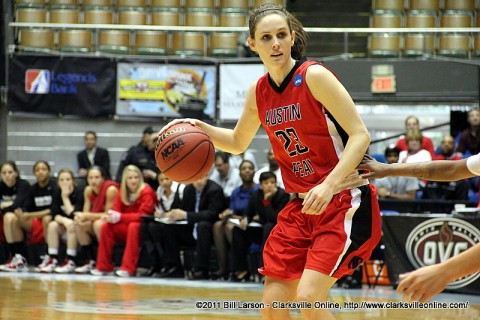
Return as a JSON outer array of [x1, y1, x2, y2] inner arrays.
[[115, 269, 132, 278], [35, 257, 58, 273], [34, 255, 51, 272], [0, 254, 28, 272], [74, 260, 95, 274], [90, 268, 113, 276], [54, 259, 76, 274]]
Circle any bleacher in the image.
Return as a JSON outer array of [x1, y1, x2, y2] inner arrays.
[[12, 0, 284, 57], [369, 0, 480, 58]]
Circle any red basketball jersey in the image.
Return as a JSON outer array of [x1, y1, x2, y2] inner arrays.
[[256, 59, 347, 193]]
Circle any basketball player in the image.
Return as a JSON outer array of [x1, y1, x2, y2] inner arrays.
[[160, 4, 381, 319], [359, 153, 480, 302]]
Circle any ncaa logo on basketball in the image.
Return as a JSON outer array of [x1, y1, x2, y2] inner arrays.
[[405, 217, 480, 289], [25, 69, 50, 94], [161, 139, 185, 160]]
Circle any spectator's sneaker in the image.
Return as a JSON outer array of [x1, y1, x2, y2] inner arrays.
[[115, 269, 132, 278], [0, 254, 28, 272], [34, 255, 52, 272], [74, 260, 95, 274], [36, 257, 58, 273], [54, 259, 76, 274], [90, 268, 113, 276]]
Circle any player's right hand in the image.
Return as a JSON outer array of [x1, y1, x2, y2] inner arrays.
[[159, 118, 198, 135]]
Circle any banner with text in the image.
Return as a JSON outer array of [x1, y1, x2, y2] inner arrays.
[[8, 54, 116, 118], [116, 62, 216, 120], [219, 63, 265, 121]]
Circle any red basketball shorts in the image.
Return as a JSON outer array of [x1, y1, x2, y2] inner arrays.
[[28, 218, 45, 244], [259, 184, 381, 280]]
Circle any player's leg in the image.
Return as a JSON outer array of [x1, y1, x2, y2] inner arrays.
[[297, 269, 337, 320], [261, 276, 299, 320]]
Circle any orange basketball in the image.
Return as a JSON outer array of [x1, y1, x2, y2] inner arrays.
[[155, 123, 215, 184]]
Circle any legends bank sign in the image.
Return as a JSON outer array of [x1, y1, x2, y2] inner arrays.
[[25, 69, 97, 94]]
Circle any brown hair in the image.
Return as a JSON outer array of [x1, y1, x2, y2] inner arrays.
[[405, 129, 423, 143], [248, 4, 308, 60]]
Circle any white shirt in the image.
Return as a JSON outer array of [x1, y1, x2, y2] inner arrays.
[[209, 167, 242, 197], [398, 149, 432, 164]]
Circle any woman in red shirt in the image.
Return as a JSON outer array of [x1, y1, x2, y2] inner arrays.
[[91, 165, 157, 277]]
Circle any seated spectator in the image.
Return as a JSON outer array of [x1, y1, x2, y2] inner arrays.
[[212, 160, 258, 279], [254, 148, 285, 189], [35, 168, 84, 273], [456, 108, 480, 157], [433, 135, 462, 161], [373, 146, 419, 200], [140, 172, 185, 277], [209, 151, 242, 203], [73, 166, 119, 274], [396, 115, 435, 157], [421, 179, 469, 201], [116, 127, 159, 190], [77, 131, 111, 179], [231, 171, 290, 282], [0, 161, 31, 244], [0, 160, 57, 272], [154, 175, 226, 280], [91, 165, 157, 277], [422, 135, 469, 202], [398, 129, 433, 164]]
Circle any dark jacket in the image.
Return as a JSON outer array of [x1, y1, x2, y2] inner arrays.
[[0, 178, 31, 214], [77, 146, 111, 178], [246, 187, 290, 224], [181, 180, 226, 224]]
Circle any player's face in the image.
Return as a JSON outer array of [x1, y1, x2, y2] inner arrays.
[[126, 170, 141, 192], [248, 14, 294, 66], [34, 163, 50, 183], [87, 169, 105, 190], [239, 162, 255, 182], [58, 172, 74, 190], [0, 164, 18, 187]]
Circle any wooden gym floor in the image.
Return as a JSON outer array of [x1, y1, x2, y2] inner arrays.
[[1, 271, 480, 320]]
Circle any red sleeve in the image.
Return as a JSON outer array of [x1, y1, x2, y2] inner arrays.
[[111, 193, 124, 212], [423, 137, 436, 157], [120, 186, 157, 223], [396, 138, 407, 151]]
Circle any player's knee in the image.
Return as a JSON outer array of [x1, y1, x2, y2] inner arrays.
[[48, 221, 59, 232], [3, 212, 17, 224]]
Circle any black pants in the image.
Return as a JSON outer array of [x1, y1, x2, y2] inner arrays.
[[142, 221, 213, 271]]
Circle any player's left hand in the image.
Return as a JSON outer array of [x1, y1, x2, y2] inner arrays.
[[301, 183, 334, 215]]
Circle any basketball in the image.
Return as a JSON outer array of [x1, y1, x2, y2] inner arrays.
[[155, 123, 215, 184]]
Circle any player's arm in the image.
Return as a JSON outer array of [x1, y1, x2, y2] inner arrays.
[[302, 65, 370, 214], [359, 154, 475, 181], [307, 65, 371, 190]]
